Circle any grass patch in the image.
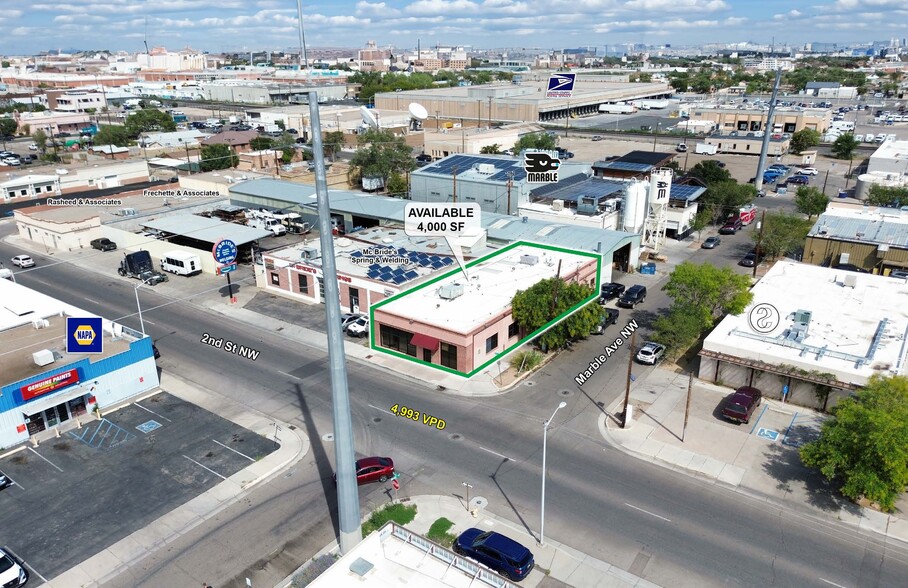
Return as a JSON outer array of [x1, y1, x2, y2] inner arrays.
[[426, 517, 458, 547], [510, 350, 543, 373], [361, 502, 418, 537]]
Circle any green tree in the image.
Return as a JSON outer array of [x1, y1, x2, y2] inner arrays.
[[386, 172, 409, 197], [479, 144, 502, 154], [92, 125, 131, 147], [350, 128, 416, 189], [199, 143, 237, 171], [511, 277, 601, 351], [275, 120, 286, 130], [250, 136, 274, 151], [831, 133, 859, 160], [32, 129, 48, 152], [753, 211, 812, 260], [322, 130, 345, 161], [800, 375, 908, 512], [794, 186, 829, 220], [690, 209, 711, 241], [124, 108, 176, 138], [0, 118, 18, 138], [701, 181, 756, 224], [651, 306, 708, 361], [662, 261, 754, 326], [688, 160, 732, 185], [865, 185, 908, 208], [790, 129, 820, 154], [513, 132, 557, 153]]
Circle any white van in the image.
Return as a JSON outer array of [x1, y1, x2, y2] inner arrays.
[[161, 250, 202, 276]]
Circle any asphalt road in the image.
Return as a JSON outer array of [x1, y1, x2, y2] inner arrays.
[[2, 228, 908, 588]]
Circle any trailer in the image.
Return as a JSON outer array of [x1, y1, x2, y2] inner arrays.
[[694, 143, 718, 155], [631, 99, 670, 110], [598, 103, 637, 114], [117, 250, 168, 285], [737, 204, 757, 226]]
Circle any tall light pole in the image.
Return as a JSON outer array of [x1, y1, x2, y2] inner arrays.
[[295, 0, 308, 70], [540, 401, 567, 546], [133, 276, 155, 336]]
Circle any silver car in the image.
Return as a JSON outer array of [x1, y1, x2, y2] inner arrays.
[[636, 342, 666, 365], [11, 255, 35, 268]]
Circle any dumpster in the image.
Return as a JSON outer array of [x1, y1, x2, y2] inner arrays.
[[639, 262, 656, 275]]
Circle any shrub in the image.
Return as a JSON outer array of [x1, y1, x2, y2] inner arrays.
[[426, 517, 458, 547], [510, 350, 543, 373], [361, 502, 417, 537]]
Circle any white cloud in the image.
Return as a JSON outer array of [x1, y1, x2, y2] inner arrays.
[[407, 0, 481, 16], [624, 0, 727, 12], [356, 2, 401, 17], [773, 9, 802, 20]]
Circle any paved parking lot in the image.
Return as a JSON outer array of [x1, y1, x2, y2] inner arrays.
[[0, 392, 278, 581]]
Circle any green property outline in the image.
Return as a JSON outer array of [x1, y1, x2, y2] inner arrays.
[[369, 240, 602, 377]]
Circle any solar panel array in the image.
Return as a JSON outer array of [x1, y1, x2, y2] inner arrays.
[[669, 184, 706, 201], [529, 173, 588, 198], [598, 161, 653, 172], [532, 177, 627, 203], [421, 154, 527, 182], [356, 247, 453, 285]]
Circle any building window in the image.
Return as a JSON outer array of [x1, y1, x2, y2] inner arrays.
[[508, 322, 519, 338], [380, 325, 416, 357], [440, 342, 457, 369], [485, 334, 498, 353], [298, 274, 309, 294], [270, 272, 280, 285]]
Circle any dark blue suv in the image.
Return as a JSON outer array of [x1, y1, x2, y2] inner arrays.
[[454, 528, 535, 581]]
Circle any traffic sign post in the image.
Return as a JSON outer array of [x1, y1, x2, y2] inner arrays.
[[212, 239, 239, 303]]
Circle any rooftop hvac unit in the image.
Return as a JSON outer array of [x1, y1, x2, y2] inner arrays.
[[476, 163, 497, 174], [32, 319, 50, 329], [792, 310, 812, 325], [577, 196, 599, 216], [843, 274, 858, 288], [301, 248, 319, 260], [785, 323, 808, 343], [520, 254, 539, 265], [438, 282, 465, 300], [33, 349, 55, 367], [551, 199, 564, 211]]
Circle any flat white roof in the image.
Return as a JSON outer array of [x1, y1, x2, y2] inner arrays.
[[379, 244, 594, 335], [703, 261, 908, 386]]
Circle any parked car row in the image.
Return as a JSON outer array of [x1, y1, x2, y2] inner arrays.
[[340, 313, 369, 337]]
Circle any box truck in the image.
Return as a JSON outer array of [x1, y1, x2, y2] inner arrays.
[[695, 143, 718, 155], [247, 213, 287, 236], [161, 250, 202, 276], [598, 103, 637, 114]]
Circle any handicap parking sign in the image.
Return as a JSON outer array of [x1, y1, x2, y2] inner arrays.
[[757, 428, 779, 441]]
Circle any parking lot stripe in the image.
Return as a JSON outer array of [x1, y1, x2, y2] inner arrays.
[[28, 447, 63, 472], [134, 402, 173, 423], [783, 411, 799, 442], [748, 404, 769, 435], [818, 579, 849, 588], [624, 503, 672, 522], [183, 455, 226, 480], [213, 439, 255, 461]]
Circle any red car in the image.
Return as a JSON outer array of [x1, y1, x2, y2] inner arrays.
[[335, 457, 395, 486], [722, 386, 763, 424]]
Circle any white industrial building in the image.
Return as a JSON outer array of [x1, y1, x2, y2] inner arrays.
[[855, 138, 908, 199], [699, 261, 908, 410]]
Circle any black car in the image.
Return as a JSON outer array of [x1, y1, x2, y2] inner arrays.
[[739, 252, 759, 267], [90, 237, 117, 251], [617, 284, 647, 308], [152, 344, 160, 359], [0, 470, 12, 490], [592, 308, 619, 335], [599, 282, 626, 303], [454, 528, 535, 582]]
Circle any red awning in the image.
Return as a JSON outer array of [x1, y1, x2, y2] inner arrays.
[[410, 333, 440, 351]]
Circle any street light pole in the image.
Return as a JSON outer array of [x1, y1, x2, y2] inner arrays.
[[133, 278, 153, 336], [540, 401, 567, 547]]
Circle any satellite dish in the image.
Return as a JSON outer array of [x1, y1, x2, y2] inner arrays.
[[408, 103, 428, 120], [360, 106, 379, 128]]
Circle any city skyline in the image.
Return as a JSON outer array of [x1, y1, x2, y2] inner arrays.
[[0, 0, 906, 56]]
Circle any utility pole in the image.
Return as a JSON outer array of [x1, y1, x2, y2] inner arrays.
[[753, 209, 766, 278], [308, 91, 360, 554], [549, 259, 563, 317], [452, 167, 457, 203], [622, 331, 636, 428], [754, 68, 783, 195], [822, 169, 830, 195], [296, 0, 308, 69], [564, 100, 570, 137], [682, 370, 693, 442], [506, 171, 514, 215], [487, 96, 493, 129]]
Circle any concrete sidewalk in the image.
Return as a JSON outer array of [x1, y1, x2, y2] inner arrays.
[[278, 494, 661, 588], [599, 366, 908, 545], [35, 372, 311, 588]]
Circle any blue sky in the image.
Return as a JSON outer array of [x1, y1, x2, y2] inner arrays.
[[1, 0, 905, 55]]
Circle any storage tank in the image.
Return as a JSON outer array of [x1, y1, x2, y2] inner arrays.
[[622, 181, 648, 233]]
